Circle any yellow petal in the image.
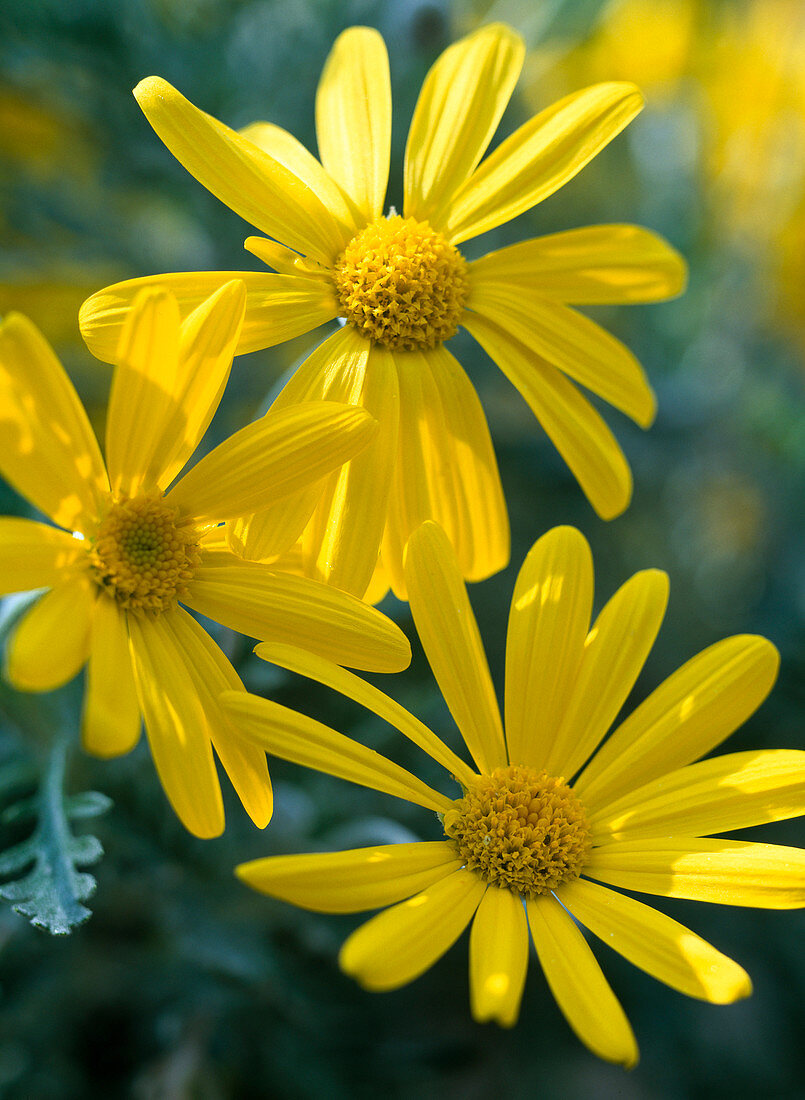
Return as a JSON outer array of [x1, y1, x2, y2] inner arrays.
[[315, 27, 391, 221], [404, 521, 507, 774], [149, 280, 247, 490], [240, 121, 362, 233], [80, 271, 337, 364], [237, 841, 462, 913], [339, 868, 486, 991], [468, 284, 655, 427], [443, 82, 644, 244], [166, 401, 376, 523], [253, 642, 475, 785], [404, 24, 524, 224], [104, 287, 181, 497], [504, 526, 593, 768], [0, 313, 107, 532], [559, 879, 751, 1003], [6, 576, 95, 692], [228, 489, 325, 563], [165, 606, 272, 829], [243, 236, 325, 277], [128, 611, 224, 838], [469, 885, 529, 1027], [526, 894, 638, 1068], [575, 635, 780, 808], [81, 597, 141, 758], [464, 313, 632, 519], [470, 225, 687, 305], [220, 691, 451, 813], [383, 346, 509, 598], [134, 77, 349, 265], [0, 518, 83, 595], [543, 570, 669, 780], [590, 749, 805, 842], [586, 838, 805, 909], [187, 550, 410, 673]]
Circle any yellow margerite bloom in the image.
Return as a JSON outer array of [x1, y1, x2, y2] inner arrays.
[[0, 284, 410, 838], [222, 522, 805, 1065], [79, 24, 686, 600]]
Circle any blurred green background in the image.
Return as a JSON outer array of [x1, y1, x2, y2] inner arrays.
[[1, 0, 804, 1096]]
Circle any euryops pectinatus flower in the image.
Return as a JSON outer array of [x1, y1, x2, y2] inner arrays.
[[222, 522, 805, 1066], [0, 285, 410, 838], [79, 24, 686, 600]]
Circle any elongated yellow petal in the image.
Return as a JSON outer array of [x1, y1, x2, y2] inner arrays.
[[134, 77, 349, 264], [165, 606, 272, 829], [238, 842, 462, 913], [443, 82, 643, 244], [470, 225, 687, 305], [404, 522, 507, 774], [228, 488, 325, 564], [586, 838, 805, 908], [149, 280, 247, 490], [382, 347, 508, 598], [405, 24, 524, 224], [543, 570, 669, 780], [166, 401, 376, 523], [80, 271, 337, 363], [0, 518, 83, 595], [253, 642, 475, 785], [468, 284, 655, 427], [526, 894, 638, 1068], [187, 550, 410, 673], [316, 27, 391, 221], [105, 287, 181, 497], [575, 636, 780, 808], [128, 611, 224, 838], [243, 236, 325, 277], [240, 121, 362, 233], [504, 526, 593, 767], [6, 576, 95, 691], [0, 314, 107, 532], [559, 879, 751, 1003], [469, 885, 529, 1027], [81, 597, 141, 758], [464, 313, 632, 519], [339, 869, 486, 990], [220, 691, 451, 813], [590, 750, 805, 841]]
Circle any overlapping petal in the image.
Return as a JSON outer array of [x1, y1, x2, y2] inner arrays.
[[220, 691, 451, 813], [6, 576, 96, 692], [559, 879, 751, 1003], [315, 27, 391, 221], [504, 526, 593, 767], [80, 270, 337, 363], [442, 82, 644, 244], [187, 551, 410, 673], [405, 23, 524, 224], [0, 518, 84, 596], [237, 842, 462, 913], [81, 596, 141, 758], [0, 313, 108, 532], [464, 313, 632, 519], [469, 885, 529, 1027], [404, 522, 507, 775], [134, 77, 350, 264], [339, 869, 486, 990], [469, 225, 687, 305]]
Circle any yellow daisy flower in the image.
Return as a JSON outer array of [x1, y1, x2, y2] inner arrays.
[[0, 284, 410, 838], [79, 23, 686, 600], [222, 522, 804, 1065]]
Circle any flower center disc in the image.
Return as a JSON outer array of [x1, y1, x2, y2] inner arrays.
[[89, 496, 201, 613], [333, 214, 469, 351], [443, 765, 591, 896]]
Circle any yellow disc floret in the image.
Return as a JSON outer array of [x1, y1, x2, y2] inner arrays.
[[443, 765, 591, 897], [333, 214, 469, 350], [88, 496, 202, 613]]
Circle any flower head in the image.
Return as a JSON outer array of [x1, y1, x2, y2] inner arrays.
[[79, 24, 686, 600], [0, 288, 410, 837], [223, 522, 804, 1065]]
